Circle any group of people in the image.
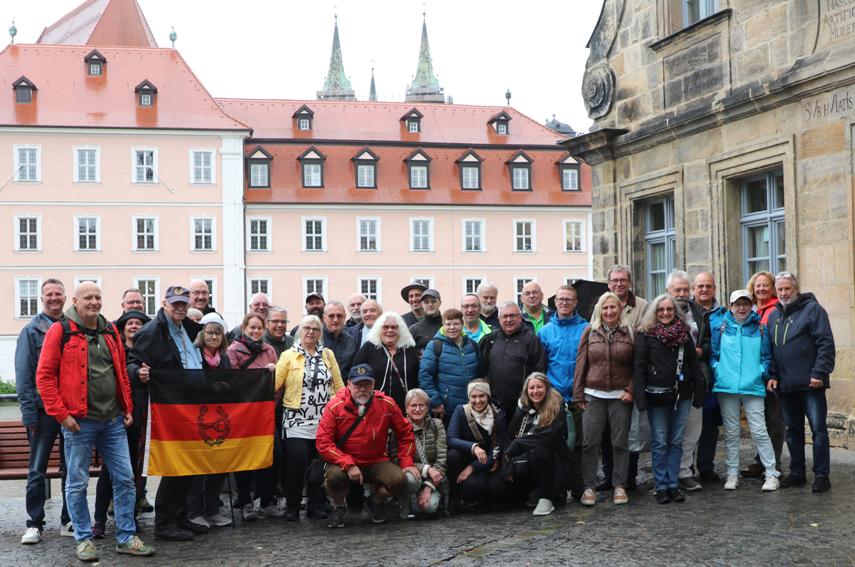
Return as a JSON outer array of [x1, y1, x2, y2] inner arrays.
[[15, 267, 836, 561]]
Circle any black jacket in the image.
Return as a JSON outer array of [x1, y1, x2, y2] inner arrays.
[[402, 311, 421, 328], [128, 309, 202, 375], [480, 311, 500, 333], [632, 332, 703, 412], [345, 322, 366, 346], [263, 330, 294, 359], [409, 313, 443, 352], [507, 404, 573, 496], [324, 327, 357, 377], [352, 342, 420, 410], [479, 326, 546, 417], [768, 293, 835, 393]]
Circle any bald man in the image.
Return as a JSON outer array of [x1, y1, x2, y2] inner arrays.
[[520, 282, 553, 333], [189, 280, 215, 315]]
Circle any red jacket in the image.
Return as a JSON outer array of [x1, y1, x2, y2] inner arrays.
[[316, 388, 415, 470], [35, 318, 133, 424]]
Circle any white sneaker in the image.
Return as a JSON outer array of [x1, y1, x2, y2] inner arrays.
[[204, 512, 233, 527], [188, 515, 211, 529], [724, 475, 738, 490], [532, 498, 555, 516], [21, 527, 41, 545], [59, 521, 74, 537], [762, 476, 780, 492]]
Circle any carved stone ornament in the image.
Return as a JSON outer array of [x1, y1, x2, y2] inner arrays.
[[582, 64, 616, 119]]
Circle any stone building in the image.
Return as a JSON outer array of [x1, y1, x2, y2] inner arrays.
[[565, 0, 855, 444]]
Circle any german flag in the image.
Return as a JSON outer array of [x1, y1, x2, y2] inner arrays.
[[143, 368, 273, 477]]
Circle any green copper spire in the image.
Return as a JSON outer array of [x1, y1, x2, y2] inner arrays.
[[317, 16, 356, 101], [405, 14, 444, 103], [369, 67, 377, 101]]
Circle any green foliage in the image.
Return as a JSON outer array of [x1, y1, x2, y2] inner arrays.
[[0, 381, 16, 394]]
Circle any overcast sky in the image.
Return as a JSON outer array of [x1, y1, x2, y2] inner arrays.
[[2, 0, 601, 132]]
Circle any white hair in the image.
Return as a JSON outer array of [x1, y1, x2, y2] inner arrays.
[[666, 270, 691, 289], [295, 315, 323, 348], [476, 280, 498, 294], [365, 312, 416, 349]]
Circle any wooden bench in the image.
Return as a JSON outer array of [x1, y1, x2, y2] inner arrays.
[[0, 420, 101, 496]]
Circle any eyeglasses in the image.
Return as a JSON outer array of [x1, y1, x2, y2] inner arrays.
[[408, 403, 427, 409], [303, 327, 321, 334], [269, 319, 288, 325], [656, 307, 675, 313], [609, 278, 629, 284], [556, 297, 577, 303], [382, 325, 399, 331], [204, 330, 223, 337], [500, 314, 521, 319], [326, 314, 345, 319]]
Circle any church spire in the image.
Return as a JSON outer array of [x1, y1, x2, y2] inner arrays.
[[369, 67, 377, 102], [317, 15, 356, 101], [405, 13, 444, 103]]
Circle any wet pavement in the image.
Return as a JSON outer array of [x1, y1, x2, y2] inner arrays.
[[1, 442, 853, 566]]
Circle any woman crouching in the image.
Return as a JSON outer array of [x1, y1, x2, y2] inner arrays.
[[400, 388, 448, 518]]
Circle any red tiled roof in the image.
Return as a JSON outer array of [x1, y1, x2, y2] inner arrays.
[[215, 99, 565, 146], [37, 0, 158, 48], [0, 44, 249, 130], [245, 143, 591, 207]]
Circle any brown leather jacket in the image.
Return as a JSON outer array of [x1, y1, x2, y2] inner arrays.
[[572, 325, 634, 401]]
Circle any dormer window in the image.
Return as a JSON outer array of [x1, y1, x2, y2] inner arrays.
[[405, 149, 431, 190], [247, 146, 273, 189], [507, 150, 533, 191], [135, 80, 157, 107], [84, 50, 106, 76], [352, 148, 379, 189], [488, 111, 512, 136], [292, 104, 315, 131], [12, 76, 36, 104], [299, 147, 326, 188], [456, 150, 483, 191], [401, 108, 423, 134], [558, 154, 581, 191]]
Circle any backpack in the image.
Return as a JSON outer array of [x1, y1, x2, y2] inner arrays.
[[59, 316, 121, 350]]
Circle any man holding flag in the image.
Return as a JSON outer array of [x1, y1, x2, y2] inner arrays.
[[36, 281, 154, 562], [128, 285, 203, 542]]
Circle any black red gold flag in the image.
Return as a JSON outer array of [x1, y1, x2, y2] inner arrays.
[[143, 368, 274, 476]]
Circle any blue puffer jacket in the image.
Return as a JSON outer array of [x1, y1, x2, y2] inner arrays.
[[710, 310, 771, 397], [419, 331, 480, 415], [538, 312, 590, 402]]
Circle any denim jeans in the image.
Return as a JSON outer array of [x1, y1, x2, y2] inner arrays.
[[26, 410, 70, 529], [718, 394, 778, 478], [779, 389, 830, 478], [62, 416, 136, 544], [647, 399, 691, 491]]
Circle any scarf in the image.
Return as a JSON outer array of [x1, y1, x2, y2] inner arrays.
[[650, 317, 689, 349], [237, 333, 265, 354], [602, 322, 617, 344], [203, 349, 221, 368], [469, 404, 495, 434]]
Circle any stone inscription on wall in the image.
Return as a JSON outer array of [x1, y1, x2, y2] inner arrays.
[[819, 0, 855, 45], [803, 89, 855, 121], [663, 35, 724, 109]]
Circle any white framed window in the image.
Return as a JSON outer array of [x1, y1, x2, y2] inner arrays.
[[14, 145, 41, 182], [134, 277, 160, 317], [15, 277, 41, 318], [462, 219, 485, 252], [249, 278, 272, 300], [511, 166, 531, 190], [132, 148, 157, 183], [410, 276, 434, 290], [561, 167, 579, 191], [302, 162, 323, 187], [408, 120, 420, 133], [409, 165, 429, 189], [190, 217, 216, 251], [645, 197, 676, 297], [14, 215, 41, 251], [683, 0, 719, 27], [74, 146, 100, 183], [302, 217, 326, 252], [461, 164, 480, 190], [464, 277, 483, 294], [410, 218, 434, 252], [74, 215, 101, 251], [140, 93, 153, 107], [741, 171, 786, 281], [496, 122, 508, 135], [132, 216, 158, 251], [89, 62, 102, 76], [357, 163, 376, 188], [249, 162, 269, 188], [190, 149, 215, 184], [564, 220, 584, 252], [358, 277, 381, 301], [513, 220, 536, 252], [248, 217, 272, 252], [299, 118, 311, 130], [357, 217, 380, 252], [303, 276, 327, 300], [514, 277, 535, 305]]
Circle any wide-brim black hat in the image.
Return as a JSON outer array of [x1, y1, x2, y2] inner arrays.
[[400, 282, 428, 302]]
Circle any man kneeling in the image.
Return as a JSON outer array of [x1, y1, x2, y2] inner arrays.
[[316, 364, 418, 527]]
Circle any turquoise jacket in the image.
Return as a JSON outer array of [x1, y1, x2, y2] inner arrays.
[[710, 310, 771, 397], [538, 312, 589, 402]]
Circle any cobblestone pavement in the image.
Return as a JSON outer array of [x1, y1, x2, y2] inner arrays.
[[1, 443, 853, 567]]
